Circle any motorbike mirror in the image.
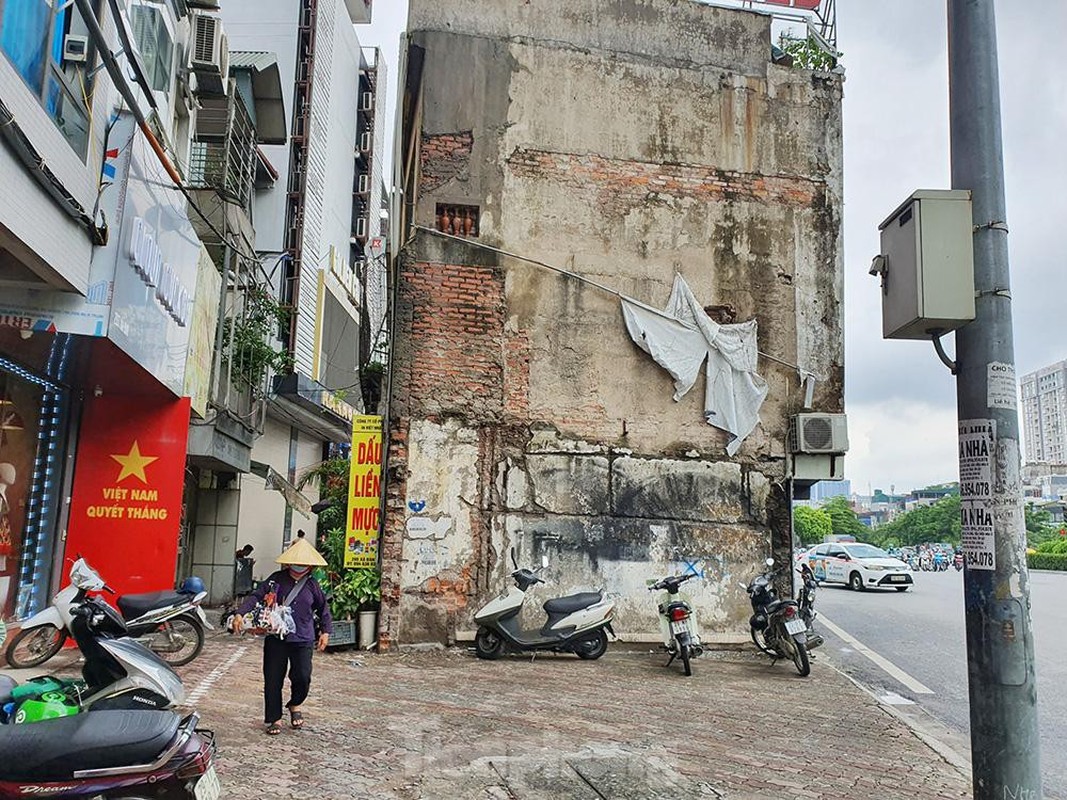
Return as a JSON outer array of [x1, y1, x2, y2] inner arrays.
[[510, 548, 519, 570], [765, 557, 775, 567]]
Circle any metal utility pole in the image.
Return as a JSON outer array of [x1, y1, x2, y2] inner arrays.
[[948, 1, 1042, 797]]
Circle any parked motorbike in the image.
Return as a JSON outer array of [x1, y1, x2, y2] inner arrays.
[[0, 560, 186, 723], [473, 550, 615, 660], [953, 552, 964, 571], [744, 558, 811, 677], [647, 571, 703, 676], [5, 558, 210, 668], [0, 709, 219, 799], [796, 562, 824, 650]]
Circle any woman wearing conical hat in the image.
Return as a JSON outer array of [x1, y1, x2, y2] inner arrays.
[[232, 536, 333, 735]]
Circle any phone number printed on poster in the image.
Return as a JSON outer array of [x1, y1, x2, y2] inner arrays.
[[958, 419, 996, 571], [345, 415, 383, 569]]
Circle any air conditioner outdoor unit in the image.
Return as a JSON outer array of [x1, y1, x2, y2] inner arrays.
[[355, 217, 368, 238], [789, 413, 849, 455], [190, 12, 229, 94], [357, 174, 370, 194], [360, 91, 374, 110], [359, 131, 372, 152]]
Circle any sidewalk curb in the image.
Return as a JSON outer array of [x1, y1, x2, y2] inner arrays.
[[828, 660, 972, 780]]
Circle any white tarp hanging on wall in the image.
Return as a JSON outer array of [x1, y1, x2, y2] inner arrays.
[[621, 274, 769, 455]]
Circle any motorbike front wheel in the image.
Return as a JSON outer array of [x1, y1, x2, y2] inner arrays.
[[143, 614, 204, 666], [573, 629, 608, 660], [474, 626, 506, 660], [5, 624, 67, 668]]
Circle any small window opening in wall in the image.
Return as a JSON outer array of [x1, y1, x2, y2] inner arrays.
[[436, 204, 479, 237]]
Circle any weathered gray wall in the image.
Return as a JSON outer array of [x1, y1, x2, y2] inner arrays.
[[382, 0, 843, 648]]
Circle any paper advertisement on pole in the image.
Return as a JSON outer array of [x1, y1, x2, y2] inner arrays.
[[345, 415, 383, 569], [958, 419, 996, 570]]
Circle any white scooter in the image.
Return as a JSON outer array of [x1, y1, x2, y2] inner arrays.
[[6, 558, 211, 669], [473, 550, 616, 660]]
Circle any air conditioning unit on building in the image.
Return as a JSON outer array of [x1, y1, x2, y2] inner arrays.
[[190, 12, 229, 95], [357, 174, 370, 194], [359, 131, 372, 152], [789, 413, 849, 455], [360, 91, 374, 111], [355, 217, 368, 239]]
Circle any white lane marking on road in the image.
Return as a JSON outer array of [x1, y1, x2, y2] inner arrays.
[[187, 645, 248, 705], [878, 691, 916, 706], [819, 615, 934, 695]]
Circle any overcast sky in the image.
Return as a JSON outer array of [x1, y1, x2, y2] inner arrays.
[[358, 1, 1067, 496]]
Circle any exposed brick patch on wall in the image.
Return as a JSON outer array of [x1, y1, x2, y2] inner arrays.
[[399, 260, 507, 420], [503, 332, 531, 421], [420, 131, 474, 193], [505, 147, 819, 209]]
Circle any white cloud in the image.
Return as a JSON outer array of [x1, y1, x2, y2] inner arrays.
[[846, 399, 960, 494]]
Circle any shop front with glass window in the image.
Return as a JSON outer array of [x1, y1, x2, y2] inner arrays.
[[0, 328, 74, 623]]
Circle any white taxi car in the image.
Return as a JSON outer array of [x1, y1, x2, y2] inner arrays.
[[801, 542, 914, 591]]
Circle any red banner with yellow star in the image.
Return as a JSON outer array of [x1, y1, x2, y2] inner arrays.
[[64, 396, 191, 596]]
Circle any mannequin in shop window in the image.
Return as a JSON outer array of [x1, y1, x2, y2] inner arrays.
[[0, 463, 15, 617], [0, 463, 15, 561]]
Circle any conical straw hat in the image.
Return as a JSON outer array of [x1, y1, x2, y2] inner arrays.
[[275, 537, 327, 567]]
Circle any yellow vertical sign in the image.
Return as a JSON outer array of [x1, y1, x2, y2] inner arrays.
[[345, 415, 383, 568]]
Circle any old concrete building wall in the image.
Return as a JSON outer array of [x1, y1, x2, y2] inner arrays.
[[383, 0, 844, 648]]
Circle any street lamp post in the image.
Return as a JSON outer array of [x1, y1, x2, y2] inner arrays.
[[948, 1, 1042, 796]]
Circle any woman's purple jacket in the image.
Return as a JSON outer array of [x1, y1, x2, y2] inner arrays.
[[237, 569, 333, 646]]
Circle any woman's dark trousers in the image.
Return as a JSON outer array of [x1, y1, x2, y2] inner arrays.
[[263, 636, 313, 723]]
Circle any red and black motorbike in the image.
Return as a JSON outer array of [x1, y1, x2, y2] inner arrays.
[[0, 709, 219, 799]]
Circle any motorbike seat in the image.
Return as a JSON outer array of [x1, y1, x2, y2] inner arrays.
[[118, 590, 188, 620], [0, 710, 180, 781], [543, 591, 602, 615]]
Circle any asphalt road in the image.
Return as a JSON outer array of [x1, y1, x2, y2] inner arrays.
[[812, 567, 1067, 798]]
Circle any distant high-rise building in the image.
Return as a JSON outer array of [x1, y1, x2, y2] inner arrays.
[[1021, 359, 1067, 463], [811, 480, 851, 503]]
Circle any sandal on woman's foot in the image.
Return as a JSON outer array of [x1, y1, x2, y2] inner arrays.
[[289, 710, 304, 729], [266, 721, 282, 735]]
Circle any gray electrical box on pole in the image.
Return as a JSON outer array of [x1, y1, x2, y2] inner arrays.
[[948, 1, 1042, 797]]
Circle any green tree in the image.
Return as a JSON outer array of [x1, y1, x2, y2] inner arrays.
[[1025, 503, 1058, 548], [822, 496, 868, 541], [875, 495, 961, 547], [793, 505, 832, 546]]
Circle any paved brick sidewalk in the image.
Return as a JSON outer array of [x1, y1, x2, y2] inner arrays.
[[168, 633, 971, 799]]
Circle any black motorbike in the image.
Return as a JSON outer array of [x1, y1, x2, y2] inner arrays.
[[796, 562, 824, 650], [744, 558, 811, 677]]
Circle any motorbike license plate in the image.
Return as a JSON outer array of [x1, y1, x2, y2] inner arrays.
[[784, 618, 806, 635], [194, 766, 222, 800]]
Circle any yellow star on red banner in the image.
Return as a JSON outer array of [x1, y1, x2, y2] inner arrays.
[[111, 441, 158, 484]]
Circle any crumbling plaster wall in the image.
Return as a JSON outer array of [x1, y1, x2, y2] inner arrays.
[[382, 0, 843, 648]]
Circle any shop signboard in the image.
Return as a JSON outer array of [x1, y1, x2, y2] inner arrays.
[[183, 247, 221, 418], [64, 396, 192, 596], [107, 117, 200, 396], [345, 415, 383, 569]]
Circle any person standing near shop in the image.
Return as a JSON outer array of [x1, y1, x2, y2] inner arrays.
[[232, 537, 332, 735]]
